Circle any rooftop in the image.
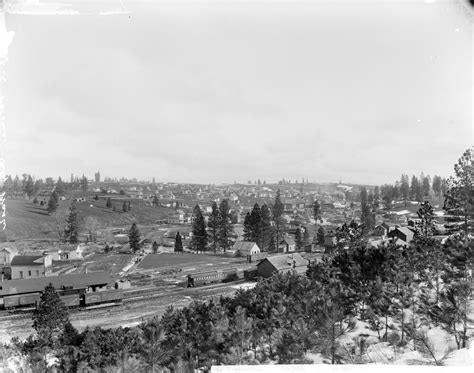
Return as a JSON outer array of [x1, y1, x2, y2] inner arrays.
[[0, 272, 113, 296]]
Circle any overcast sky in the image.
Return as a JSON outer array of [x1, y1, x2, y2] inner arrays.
[[3, 0, 473, 185]]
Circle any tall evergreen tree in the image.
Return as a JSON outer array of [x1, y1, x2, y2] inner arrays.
[[174, 232, 183, 253], [207, 202, 220, 253], [64, 200, 80, 243], [47, 191, 59, 214], [128, 222, 141, 253], [80, 175, 88, 195], [400, 174, 410, 205], [443, 148, 473, 236], [273, 190, 285, 252], [360, 187, 375, 232], [55, 177, 65, 196], [249, 203, 262, 247], [260, 204, 273, 251], [432, 175, 442, 200], [122, 201, 128, 212], [106, 197, 112, 208], [153, 194, 159, 208], [24, 175, 34, 198], [191, 205, 208, 253], [243, 212, 252, 241], [217, 199, 234, 252], [422, 175, 431, 197], [32, 283, 70, 345]]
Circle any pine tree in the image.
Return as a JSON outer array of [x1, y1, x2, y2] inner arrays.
[[217, 199, 234, 252], [32, 283, 70, 344], [360, 187, 374, 232], [422, 175, 431, 197], [249, 203, 262, 247], [207, 202, 220, 253], [152, 241, 159, 254], [128, 222, 141, 253], [106, 197, 112, 208], [64, 200, 80, 243], [443, 148, 473, 236], [174, 232, 183, 253], [55, 177, 65, 196], [191, 205, 208, 253], [122, 201, 128, 212], [80, 175, 88, 195], [153, 194, 159, 207], [24, 175, 34, 198], [47, 191, 59, 214], [260, 204, 273, 251], [313, 200, 321, 222], [273, 190, 285, 252], [400, 175, 411, 206], [243, 212, 252, 241]]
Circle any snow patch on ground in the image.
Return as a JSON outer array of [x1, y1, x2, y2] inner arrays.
[[230, 282, 257, 290]]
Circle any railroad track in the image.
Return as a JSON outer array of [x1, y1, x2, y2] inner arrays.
[[0, 281, 252, 322]]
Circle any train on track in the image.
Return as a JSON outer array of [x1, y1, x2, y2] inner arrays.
[[186, 267, 246, 287], [0, 272, 123, 311]]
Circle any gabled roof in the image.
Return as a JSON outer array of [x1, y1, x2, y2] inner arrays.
[[10, 255, 44, 266], [280, 237, 295, 246], [0, 272, 113, 296], [0, 247, 18, 255], [232, 241, 259, 252], [257, 253, 308, 271]]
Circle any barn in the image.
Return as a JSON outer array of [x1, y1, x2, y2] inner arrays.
[[256, 253, 309, 278]]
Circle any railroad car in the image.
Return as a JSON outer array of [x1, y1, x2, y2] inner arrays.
[[0, 272, 121, 310], [82, 289, 123, 306], [187, 268, 241, 287], [3, 293, 41, 309]]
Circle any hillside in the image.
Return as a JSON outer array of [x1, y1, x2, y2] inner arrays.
[[3, 198, 175, 241]]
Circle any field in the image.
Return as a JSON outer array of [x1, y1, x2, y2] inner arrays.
[[136, 252, 247, 272], [3, 198, 175, 241]]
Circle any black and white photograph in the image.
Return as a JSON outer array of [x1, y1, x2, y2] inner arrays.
[[0, 0, 472, 371]]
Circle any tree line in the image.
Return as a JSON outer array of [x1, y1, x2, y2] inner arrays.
[[3, 174, 89, 200], [378, 173, 448, 208]]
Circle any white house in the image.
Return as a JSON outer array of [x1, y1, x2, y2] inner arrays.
[[232, 241, 261, 257]]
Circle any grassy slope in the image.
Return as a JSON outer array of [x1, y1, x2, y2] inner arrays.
[[4, 198, 175, 241]]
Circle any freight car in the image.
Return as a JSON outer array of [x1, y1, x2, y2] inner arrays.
[[0, 272, 122, 311], [81, 289, 123, 307], [187, 268, 243, 287]]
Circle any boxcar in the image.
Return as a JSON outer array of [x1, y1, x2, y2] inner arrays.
[[3, 293, 41, 309], [82, 289, 123, 306]]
